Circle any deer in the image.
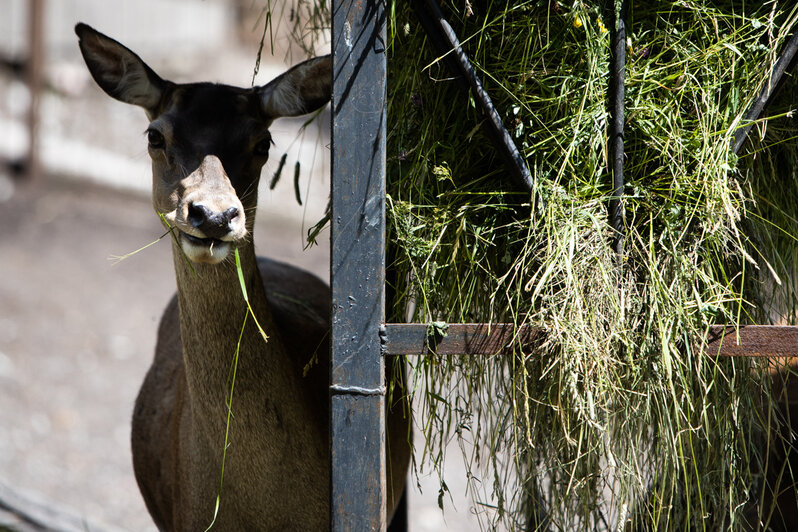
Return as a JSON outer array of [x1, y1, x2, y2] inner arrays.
[[75, 23, 410, 531]]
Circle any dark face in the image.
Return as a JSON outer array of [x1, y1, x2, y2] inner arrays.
[[148, 84, 275, 264]]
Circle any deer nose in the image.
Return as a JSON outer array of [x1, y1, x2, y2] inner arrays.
[[187, 203, 240, 239]]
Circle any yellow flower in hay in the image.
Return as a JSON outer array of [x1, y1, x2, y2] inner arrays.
[[597, 18, 608, 34], [573, 16, 583, 28]]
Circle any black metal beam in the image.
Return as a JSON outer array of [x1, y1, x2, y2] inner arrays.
[[330, 1, 388, 530], [411, 0, 536, 196], [733, 29, 798, 154], [608, 0, 627, 257]]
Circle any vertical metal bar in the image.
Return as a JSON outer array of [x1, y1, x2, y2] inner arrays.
[[608, 0, 627, 257], [26, 0, 44, 182], [330, 1, 387, 530]]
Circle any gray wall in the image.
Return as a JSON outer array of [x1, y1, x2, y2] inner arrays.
[[0, 0, 234, 60]]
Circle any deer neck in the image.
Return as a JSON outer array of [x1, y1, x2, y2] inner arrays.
[[170, 238, 281, 423]]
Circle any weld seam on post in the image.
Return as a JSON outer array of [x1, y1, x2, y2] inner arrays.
[[330, 384, 387, 397]]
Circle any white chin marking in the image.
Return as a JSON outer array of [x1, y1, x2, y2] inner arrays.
[[180, 238, 232, 264]]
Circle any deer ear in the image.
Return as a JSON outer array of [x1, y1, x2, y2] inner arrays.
[[257, 55, 331, 118], [75, 23, 167, 115]]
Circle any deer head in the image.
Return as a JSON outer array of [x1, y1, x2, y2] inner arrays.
[[75, 23, 331, 264]]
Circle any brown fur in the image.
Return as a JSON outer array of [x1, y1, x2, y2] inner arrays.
[[76, 23, 410, 531]]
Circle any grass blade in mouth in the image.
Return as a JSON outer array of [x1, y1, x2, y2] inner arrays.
[[108, 229, 171, 264], [206, 249, 272, 530]]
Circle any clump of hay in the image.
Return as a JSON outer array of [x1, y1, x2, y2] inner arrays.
[[385, 1, 798, 530], [264, 0, 798, 528]]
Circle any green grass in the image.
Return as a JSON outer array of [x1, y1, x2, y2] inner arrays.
[[265, 0, 798, 529], [385, 1, 798, 530]]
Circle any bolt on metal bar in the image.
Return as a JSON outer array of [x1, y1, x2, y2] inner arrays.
[[330, 0, 388, 530]]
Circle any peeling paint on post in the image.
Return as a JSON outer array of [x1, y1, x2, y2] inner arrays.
[[330, 1, 387, 530]]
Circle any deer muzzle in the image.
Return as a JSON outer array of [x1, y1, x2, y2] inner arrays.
[[171, 155, 247, 264]]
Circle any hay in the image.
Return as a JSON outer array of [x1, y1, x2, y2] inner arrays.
[[266, 0, 798, 528], [385, 1, 798, 530]]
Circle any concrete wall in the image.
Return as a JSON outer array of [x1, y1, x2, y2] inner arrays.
[[0, 0, 330, 236], [0, 0, 234, 59]]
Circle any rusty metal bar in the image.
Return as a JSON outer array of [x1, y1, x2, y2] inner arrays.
[[383, 323, 541, 356], [383, 323, 798, 357], [704, 325, 798, 357], [26, 0, 44, 182], [330, 0, 388, 529]]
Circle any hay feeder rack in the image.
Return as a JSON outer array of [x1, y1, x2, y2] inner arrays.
[[328, 1, 798, 529]]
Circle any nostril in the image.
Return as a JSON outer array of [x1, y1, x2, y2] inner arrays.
[[187, 203, 211, 229], [223, 207, 240, 224]]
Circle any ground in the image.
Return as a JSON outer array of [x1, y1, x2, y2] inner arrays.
[[0, 178, 173, 531], [0, 175, 480, 531], [0, 175, 329, 531]]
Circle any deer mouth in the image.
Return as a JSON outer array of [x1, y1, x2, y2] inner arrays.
[[181, 232, 223, 247], [178, 230, 233, 264]]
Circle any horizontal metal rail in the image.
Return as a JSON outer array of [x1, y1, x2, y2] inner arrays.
[[383, 323, 798, 357]]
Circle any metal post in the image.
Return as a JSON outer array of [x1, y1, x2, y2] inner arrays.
[[608, 0, 626, 258], [26, 0, 44, 182], [330, 1, 387, 530]]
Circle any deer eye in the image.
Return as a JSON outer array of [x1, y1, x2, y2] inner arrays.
[[253, 136, 273, 157], [147, 129, 165, 149]]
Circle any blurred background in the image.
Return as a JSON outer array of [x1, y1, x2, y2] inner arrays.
[[0, 0, 477, 530]]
